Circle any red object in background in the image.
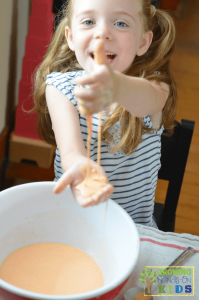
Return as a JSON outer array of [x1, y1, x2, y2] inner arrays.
[[0, 278, 129, 300], [15, 0, 54, 140]]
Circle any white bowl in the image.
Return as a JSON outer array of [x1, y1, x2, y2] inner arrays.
[[0, 182, 140, 300]]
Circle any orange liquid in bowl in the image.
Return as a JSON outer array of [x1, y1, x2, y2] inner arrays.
[[0, 242, 104, 295]]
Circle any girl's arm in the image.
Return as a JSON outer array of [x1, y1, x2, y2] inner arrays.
[[45, 85, 113, 206], [74, 68, 169, 120], [46, 84, 87, 170], [73, 42, 169, 128], [115, 72, 169, 118]]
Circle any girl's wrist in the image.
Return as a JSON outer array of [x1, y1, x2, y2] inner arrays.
[[113, 71, 124, 105], [61, 151, 87, 172]]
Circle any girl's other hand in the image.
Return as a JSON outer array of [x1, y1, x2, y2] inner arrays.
[[53, 157, 114, 207], [74, 40, 120, 115]]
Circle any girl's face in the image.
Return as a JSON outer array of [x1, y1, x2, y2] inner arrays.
[[66, 0, 152, 73]]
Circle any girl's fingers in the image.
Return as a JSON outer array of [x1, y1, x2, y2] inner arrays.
[[74, 86, 103, 100], [53, 170, 75, 194], [89, 81, 104, 89], [75, 40, 106, 88], [75, 75, 100, 86], [76, 87, 112, 105], [89, 184, 114, 206], [74, 65, 108, 86], [75, 183, 113, 207], [78, 95, 113, 115]]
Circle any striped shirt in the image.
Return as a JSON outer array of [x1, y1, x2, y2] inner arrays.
[[46, 71, 164, 228]]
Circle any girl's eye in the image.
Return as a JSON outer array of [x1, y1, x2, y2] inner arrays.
[[115, 21, 127, 27], [83, 20, 94, 25]]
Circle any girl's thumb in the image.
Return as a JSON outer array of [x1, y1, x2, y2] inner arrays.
[[53, 170, 73, 194], [95, 40, 107, 66]]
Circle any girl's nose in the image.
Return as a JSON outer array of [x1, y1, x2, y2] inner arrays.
[[94, 23, 113, 40]]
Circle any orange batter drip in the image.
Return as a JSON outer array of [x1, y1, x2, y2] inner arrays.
[[0, 243, 104, 295], [76, 165, 108, 198], [87, 114, 92, 177], [97, 111, 102, 177], [135, 293, 152, 300], [76, 41, 108, 198]]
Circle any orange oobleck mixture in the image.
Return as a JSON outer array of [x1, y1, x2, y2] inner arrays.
[[0, 242, 104, 295]]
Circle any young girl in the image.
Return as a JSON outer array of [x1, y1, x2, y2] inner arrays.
[[33, 0, 177, 228]]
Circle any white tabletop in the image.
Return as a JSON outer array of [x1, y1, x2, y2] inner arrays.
[[114, 224, 199, 300]]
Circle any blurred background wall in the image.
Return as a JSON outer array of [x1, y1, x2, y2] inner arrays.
[[0, 0, 30, 135], [0, 1, 13, 134]]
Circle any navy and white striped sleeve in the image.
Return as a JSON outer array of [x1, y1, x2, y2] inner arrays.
[[46, 72, 77, 106]]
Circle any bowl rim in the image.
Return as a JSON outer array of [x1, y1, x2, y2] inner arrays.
[[0, 182, 140, 299]]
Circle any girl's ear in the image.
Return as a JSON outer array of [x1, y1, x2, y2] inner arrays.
[[65, 26, 75, 51], [136, 31, 153, 56]]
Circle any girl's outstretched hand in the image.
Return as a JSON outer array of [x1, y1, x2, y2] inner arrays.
[[74, 40, 120, 115], [53, 156, 114, 207]]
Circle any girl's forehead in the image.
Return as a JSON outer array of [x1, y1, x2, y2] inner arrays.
[[72, 0, 140, 16]]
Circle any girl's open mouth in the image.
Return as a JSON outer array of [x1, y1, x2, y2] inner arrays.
[[90, 52, 117, 64]]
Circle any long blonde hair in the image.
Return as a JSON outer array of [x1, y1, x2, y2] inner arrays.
[[32, 0, 177, 154]]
